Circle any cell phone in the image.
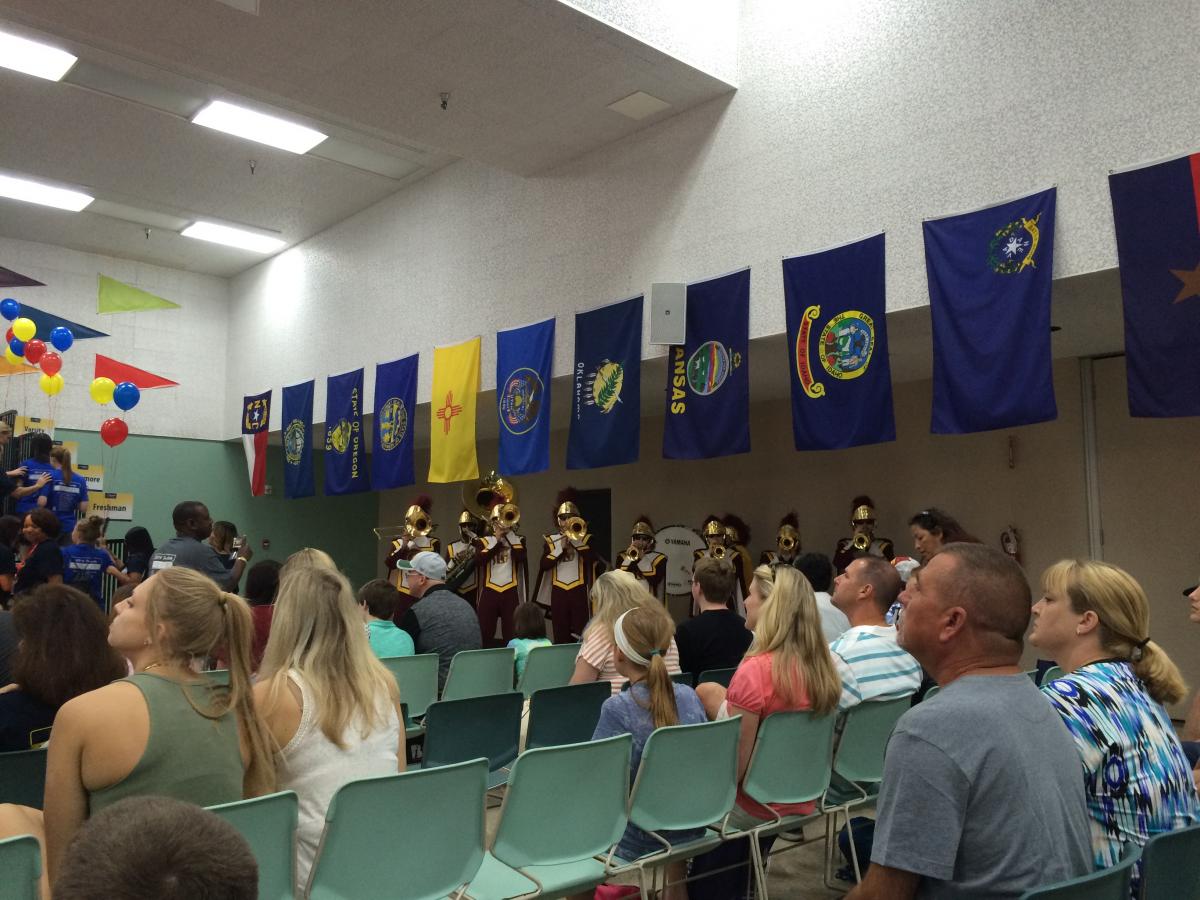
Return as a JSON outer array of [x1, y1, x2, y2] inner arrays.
[[232, 536, 243, 551]]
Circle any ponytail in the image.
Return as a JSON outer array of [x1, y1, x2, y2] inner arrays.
[[1132, 640, 1188, 706], [50, 446, 73, 486], [645, 652, 679, 730], [220, 592, 276, 795], [616, 607, 679, 729]]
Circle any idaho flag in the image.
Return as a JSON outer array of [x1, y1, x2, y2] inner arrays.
[[1109, 153, 1200, 417], [923, 188, 1057, 433], [429, 337, 481, 483], [567, 296, 642, 469], [373, 354, 417, 490], [324, 369, 369, 495], [784, 234, 896, 450], [240, 391, 270, 497], [281, 380, 315, 499], [663, 269, 750, 459], [497, 318, 554, 476]]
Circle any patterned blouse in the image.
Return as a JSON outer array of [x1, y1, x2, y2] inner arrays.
[[1043, 660, 1198, 891]]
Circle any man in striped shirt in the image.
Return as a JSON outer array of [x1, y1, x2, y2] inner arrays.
[[830, 556, 922, 712]]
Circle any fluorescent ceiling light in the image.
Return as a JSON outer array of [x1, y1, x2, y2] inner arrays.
[[191, 100, 327, 154], [0, 30, 77, 81], [0, 173, 92, 211], [181, 221, 285, 254]]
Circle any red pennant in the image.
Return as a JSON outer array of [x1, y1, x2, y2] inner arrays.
[[93, 354, 178, 389]]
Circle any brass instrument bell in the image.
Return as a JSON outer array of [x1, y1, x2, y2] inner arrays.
[[852, 532, 872, 551], [564, 515, 587, 540], [491, 501, 521, 529], [404, 504, 433, 537], [624, 545, 642, 563], [464, 471, 518, 519], [779, 532, 798, 553], [711, 544, 728, 560]]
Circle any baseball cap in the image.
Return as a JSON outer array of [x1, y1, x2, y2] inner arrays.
[[398, 550, 447, 581], [1185, 583, 1198, 597]]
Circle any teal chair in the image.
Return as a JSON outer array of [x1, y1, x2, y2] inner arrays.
[[922, 684, 940, 701], [423, 692, 523, 789], [697, 667, 738, 688], [517, 642, 580, 697], [464, 734, 632, 900], [525, 682, 610, 751], [307, 759, 487, 900], [204, 668, 231, 686], [671, 672, 694, 688], [0, 835, 40, 900], [208, 791, 299, 900], [1040, 665, 1066, 686], [0, 747, 47, 809], [442, 648, 516, 701], [1139, 822, 1200, 900], [1020, 843, 1140, 899], [380, 653, 439, 738]]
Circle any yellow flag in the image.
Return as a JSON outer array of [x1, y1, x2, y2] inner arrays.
[[428, 336, 481, 483]]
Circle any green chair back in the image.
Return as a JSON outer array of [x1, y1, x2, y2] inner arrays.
[[629, 717, 741, 834], [307, 759, 487, 900], [1040, 665, 1065, 686], [1140, 822, 1200, 900], [517, 643, 581, 697], [923, 684, 940, 701], [833, 696, 909, 784], [0, 835, 40, 900], [742, 710, 836, 808], [423, 692, 523, 780], [1019, 843, 1139, 899], [698, 667, 738, 688], [0, 747, 47, 809], [380, 653, 439, 719], [441, 647, 516, 701], [204, 668, 230, 686], [207, 791, 299, 900], [671, 672, 695, 687], [525, 682, 610, 751]]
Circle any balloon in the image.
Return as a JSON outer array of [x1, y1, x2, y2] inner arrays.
[[49, 327, 73, 352], [38, 373, 63, 396], [40, 352, 62, 376], [8, 338, 24, 357], [3, 347, 21, 367], [0, 299, 19, 321], [100, 417, 129, 447], [89, 377, 116, 404], [22, 339, 45, 365], [113, 381, 140, 411], [11, 318, 34, 342], [4, 329, 11, 344]]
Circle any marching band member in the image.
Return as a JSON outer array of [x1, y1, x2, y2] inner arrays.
[[533, 490, 598, 644], [617, 516, 667, 601], [693, 515, 746, 615], [722, 514, 754, 599], [474, 499, 528, 647], [760, 512, 801, 566], [445, 510, 485, 603], [385, 494, 440, 597], [832, 494, 895, 574]]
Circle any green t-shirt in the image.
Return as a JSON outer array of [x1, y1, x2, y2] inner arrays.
[[367, 618, 416, 659], [507, 637, 551, 678]]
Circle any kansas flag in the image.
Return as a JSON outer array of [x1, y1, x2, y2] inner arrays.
[[281, 380, 315, 499], [241, 391, 270, 497], [567, 296, 643, 470], [663, 268, 750, 459], [784, 234, 896, 450], [373, 354, 418, 490], [324, 369, 369, 495], [923, 188, 1057, 433], [429, 337, 481, 483], [1110, 153, 1200, 417], [497, 318, 554, 476]]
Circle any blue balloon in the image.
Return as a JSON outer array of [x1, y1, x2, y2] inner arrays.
[[113, 381, 140, 412], [49, 326, 73, 352], [8, 337, 24, 357], [0, 299, 19, 321]]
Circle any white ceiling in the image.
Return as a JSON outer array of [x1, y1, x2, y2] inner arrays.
[[0, 0, 735, 276]]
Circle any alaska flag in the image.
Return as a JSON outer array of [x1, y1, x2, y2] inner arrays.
[[324, 369, 369, 495], [663, 269, 750, 459], [567, 296, 642, 469], [783, 234, 896, 450], [373, 354, 417, 489], [923, 188, 1057, 433], [497, 318, 554, 476], [1110, 154, 1200, 417], [281, 380, 315, 499]]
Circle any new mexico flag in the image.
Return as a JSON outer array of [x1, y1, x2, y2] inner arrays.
[[428, 336, 481, 483]]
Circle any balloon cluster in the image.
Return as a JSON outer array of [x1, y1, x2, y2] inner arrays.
[[89, 377, 140, 447], [1, 298, 71, 397]]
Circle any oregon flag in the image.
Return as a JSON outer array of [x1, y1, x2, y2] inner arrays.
[[429, 336, 481, 483]]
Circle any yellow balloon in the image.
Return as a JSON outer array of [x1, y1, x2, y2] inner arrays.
[[12, 317, 35, 342], [39, 373, 63, 396], [3, 347, 21, 367], [90, 376, 116, 404]]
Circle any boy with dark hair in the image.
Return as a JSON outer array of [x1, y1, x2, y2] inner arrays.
[[675, 557, 752, 683], [358, 578, 415, 659]]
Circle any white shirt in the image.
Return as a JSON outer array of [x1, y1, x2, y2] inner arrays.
[[814, 591, 851, 643]]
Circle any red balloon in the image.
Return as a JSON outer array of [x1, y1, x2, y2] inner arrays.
[[4, 329, 11, 344], [23, 339, 45, 365], [100, 417, 128, 447], [39, 352, 61, 376]]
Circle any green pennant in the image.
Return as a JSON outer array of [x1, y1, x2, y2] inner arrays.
[[97, 275, 180, 313]]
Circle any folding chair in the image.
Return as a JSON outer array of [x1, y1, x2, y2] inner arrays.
[[442, 648, 517, 701], [525, 682, 610, 751], [1020, 843, 1140, 899], [208, 791, 299, 900], [203, 668, 230, 686], [0, 747, 47, 809], [0, 835, 40, 900], [423, 692, 523, 789], [1039, 665, 1065, 686], [380, 653, 439, 738], [517, 642, 581, 697], [697, 667, 738, 688], [1139, 822, 1200, 900]]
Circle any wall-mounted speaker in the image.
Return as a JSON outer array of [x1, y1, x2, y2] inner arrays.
[[649, 283, 686, 345]]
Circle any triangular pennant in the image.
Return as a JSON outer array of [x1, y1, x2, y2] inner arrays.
[[17, 303, 108, 341], [94, 354, 178, 389], [0, 358, 40, 377], [0, 266, 44, 288], [97, 275, 180, 313]]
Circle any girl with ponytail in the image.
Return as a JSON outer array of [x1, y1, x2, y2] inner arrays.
[[40, 446, 89, 539], [1029, 559, 1198, 888]]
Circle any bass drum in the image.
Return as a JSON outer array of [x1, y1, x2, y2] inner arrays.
[[654, 524, 706, 596]]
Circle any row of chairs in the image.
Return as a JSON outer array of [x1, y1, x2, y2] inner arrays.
[[924, 666, 1065, 701]]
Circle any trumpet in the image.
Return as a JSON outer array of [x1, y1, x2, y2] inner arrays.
[[564, 516, 587, 540], [623, 545, 642, 564], [492, 502, 521, 530], [711, 545, 728, 560], [779, 534, 797, 553], [852, 532, 872, 551], [405, 508, 432, 538]]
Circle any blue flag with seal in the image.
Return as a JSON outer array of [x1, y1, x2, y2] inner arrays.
[[567, 295, 642, 470], [324, 368, 369, 495], [1109, 152, 1200, 417], [497, 318, 554, 476], [783, 234, 896, 450], [923, 188, 1057, 433], [372, 354, 417, 489], [663, 268, 750, 459], [281, 380, 315, 499]]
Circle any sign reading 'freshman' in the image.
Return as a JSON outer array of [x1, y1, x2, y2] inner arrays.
[[89, 492, 134, 521]]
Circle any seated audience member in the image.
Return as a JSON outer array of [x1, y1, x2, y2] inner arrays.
[[208, 520, 240, 570], [845, 544, 1091, 900], [689, 563, 841, 899], [907, 508, 980, 565], [507, 602, 551, 679], [1029, 560, 1198, 890], [244, 559, 282, 671], [592, 607, 707, 898], [38, 447, 88, 540], [395, 552, 481, 692], [120, 526, 155, 584], [14, 509, 63, 597], [572, 570, 682, 695], [0, 515, 21, 608], [358, 578, 416, 659], [150, 501, 251, 591], [282, 546, 337, 574], [52, 795, 258, 900], [1183, 582, 1200, 780], [0, 607, 14, 686], [256, 563, 403, 890], [675, 556, 752, 684], [829, 557, 922, 712], [0, 586, 125, 752], [13, 433, 56, 519], [61, 516, 131, 608], [795, 552, 850, 642]]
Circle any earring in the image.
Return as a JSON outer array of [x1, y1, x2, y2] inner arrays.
[[143, 637, 151, 646]]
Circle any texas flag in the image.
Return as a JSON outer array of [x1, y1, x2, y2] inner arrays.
[[241, 391, 271, 496]]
